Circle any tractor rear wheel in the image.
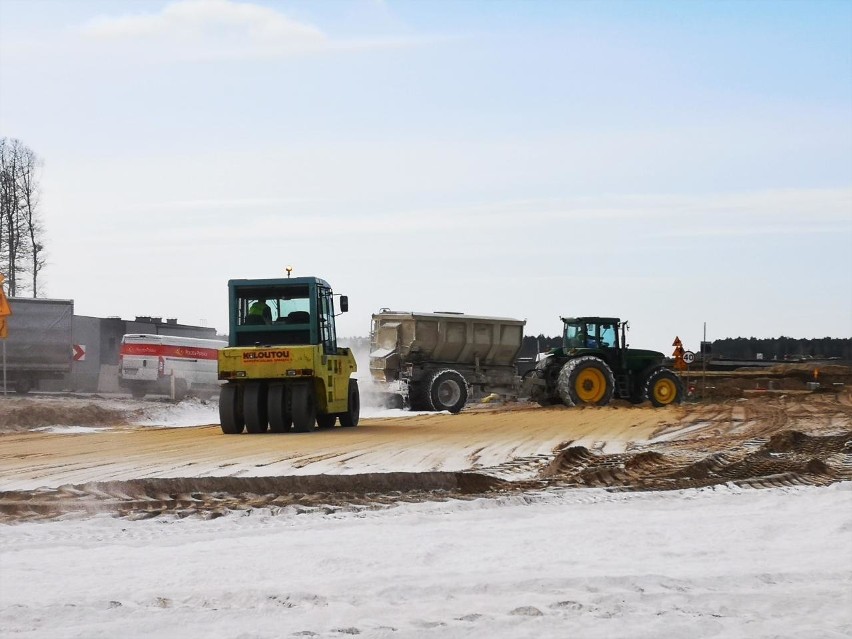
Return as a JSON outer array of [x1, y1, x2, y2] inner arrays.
[[291, 383, 317, 433], [557, 356, 615, 407], [219, 384, 245, 434], [643, 369, 684, 407], [339, 380, 360, 427], [428, 369, 468, 414], [267, 384, 292, 432], [243, 382, 268, 433]]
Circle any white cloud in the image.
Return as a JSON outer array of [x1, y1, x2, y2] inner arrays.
[[76, 0, 432, 61], [80, 0, 327, 58]]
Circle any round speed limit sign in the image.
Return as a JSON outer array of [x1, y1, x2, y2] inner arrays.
[[683, 350, 695, 365]]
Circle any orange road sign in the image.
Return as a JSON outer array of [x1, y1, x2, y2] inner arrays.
[[672, 336, 682, 347], [0, 273, 10, 318]]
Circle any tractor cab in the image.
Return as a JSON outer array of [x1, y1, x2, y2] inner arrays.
[[563, 317, 622, 351], [227, 277, 348, 351]]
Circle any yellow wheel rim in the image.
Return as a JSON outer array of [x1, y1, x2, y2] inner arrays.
[[653, 378, 678, 405], [574, 367, 607, 403]]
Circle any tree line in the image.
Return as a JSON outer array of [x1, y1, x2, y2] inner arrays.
[[345, 334, 851, 361], [518, 335, 852, 360], [0, 137, 46, 297]]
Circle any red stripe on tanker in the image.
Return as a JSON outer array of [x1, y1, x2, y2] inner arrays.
[[119, 343, 219, 360]]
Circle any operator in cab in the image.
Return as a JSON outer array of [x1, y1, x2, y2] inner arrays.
[[247, 298, 272, 325]]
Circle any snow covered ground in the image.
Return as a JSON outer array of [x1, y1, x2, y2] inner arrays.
[[1, 483, 850, 638], [23, 394, 425, 433]]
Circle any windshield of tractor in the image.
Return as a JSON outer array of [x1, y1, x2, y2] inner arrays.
[[599, 323, 617, 348], [565, 322, 585, 348], [565, 321, 618, 349], [238, 285, 311, 326]]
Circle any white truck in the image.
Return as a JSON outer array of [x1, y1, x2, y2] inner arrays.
[[118, 333, 227, 400]]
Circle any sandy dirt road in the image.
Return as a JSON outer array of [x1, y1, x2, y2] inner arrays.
[[0, 403, 674, 491], [0, 391, 850, 522]]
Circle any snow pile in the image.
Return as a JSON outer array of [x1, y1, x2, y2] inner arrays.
[[131, 397, 221, 428], [1, 484, 850, 638]]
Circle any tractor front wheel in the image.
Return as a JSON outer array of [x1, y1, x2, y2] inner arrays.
[[643, 369, 684, 407], [557, 356, 615, 407]]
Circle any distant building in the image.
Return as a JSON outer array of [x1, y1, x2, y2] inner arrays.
[[55, 315, 221, 393]]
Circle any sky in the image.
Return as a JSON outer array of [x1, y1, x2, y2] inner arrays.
[[0, 0, 850, 352]]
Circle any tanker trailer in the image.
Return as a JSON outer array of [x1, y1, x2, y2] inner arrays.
[[369, 310, 525, 413]]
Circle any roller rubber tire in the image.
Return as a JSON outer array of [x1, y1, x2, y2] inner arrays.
[[557, 356, 615, 407], [339, 380, 360, 427], [428, 369, 468, 414], [267, 384, 292, 433], [219, 384, 245, 434], [291, 383, 317, 433], [243, 382, 269, 433], [316, 414, 337, 429]]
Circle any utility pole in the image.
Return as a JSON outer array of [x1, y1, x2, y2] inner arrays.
[[702, 322, 707, 399]]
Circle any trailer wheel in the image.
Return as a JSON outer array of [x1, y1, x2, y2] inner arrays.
[[291, 383, 317, 433], [428, 369, 468, 414], [243, 382, 269, 433], [219, 384, 245, 434], [267, 384, 292, 433], [408, 382, 433, 411], [643, 369, 684, 407], [130, 386, 146, 399], [14, 377, 33, 394], [316, 414, 336, 429], [557, 356, 615, 407], [339, 380, 360, 428]]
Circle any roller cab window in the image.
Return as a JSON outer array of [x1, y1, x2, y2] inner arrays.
[[237, 286, 311, 327]]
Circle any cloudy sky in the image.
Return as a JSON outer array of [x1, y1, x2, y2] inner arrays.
[[1, 0, 850, 351]]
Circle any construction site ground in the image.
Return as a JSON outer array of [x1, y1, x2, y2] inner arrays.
[[1, 369, 851, 524]]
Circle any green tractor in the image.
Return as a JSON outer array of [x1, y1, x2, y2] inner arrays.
[[524, 317, 683, 408]]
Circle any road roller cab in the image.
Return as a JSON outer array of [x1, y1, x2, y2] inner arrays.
[[217, 276, 359, 434]]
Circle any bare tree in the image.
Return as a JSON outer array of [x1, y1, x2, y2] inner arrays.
[[0, 137, 46, 297], [17, 145, 45, 296], [0, 137, 21, 295]]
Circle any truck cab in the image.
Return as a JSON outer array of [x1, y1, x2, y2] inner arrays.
[[218, 277, 359, 434]]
